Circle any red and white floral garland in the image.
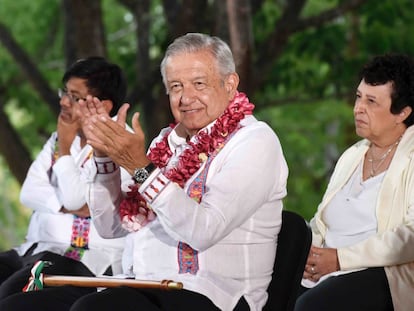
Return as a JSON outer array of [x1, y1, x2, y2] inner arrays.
[[119, 91, 255, 232]]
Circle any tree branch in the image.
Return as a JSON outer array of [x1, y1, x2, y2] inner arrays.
[[0, 97, 32, 184], [253, 0, 369, 93], [292, 0, 369, 32], [0, 22, 60, 117]]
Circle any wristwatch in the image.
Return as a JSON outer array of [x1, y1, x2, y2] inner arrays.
[[133, 162, 156, 184]]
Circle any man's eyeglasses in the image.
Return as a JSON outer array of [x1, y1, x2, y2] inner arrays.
[[58, 89, 86, 104]]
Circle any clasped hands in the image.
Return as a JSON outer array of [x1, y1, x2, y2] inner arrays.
[[60, 204, 91, 218], [303, 245, 340, 282], [77, 96, 149, 175]]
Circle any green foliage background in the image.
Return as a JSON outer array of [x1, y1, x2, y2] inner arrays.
[[1, 0, 414, 250]]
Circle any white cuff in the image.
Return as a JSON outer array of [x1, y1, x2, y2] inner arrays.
[[94, 157, 119, 174]]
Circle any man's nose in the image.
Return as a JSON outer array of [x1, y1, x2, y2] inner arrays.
[[180, 87, 196, 105], [60, 95, 69, 106]]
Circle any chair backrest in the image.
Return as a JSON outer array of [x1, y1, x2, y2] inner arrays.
[[263, 210, 312, 311]]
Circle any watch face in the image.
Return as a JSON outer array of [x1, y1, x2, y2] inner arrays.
[[134, 168, 149, 184]]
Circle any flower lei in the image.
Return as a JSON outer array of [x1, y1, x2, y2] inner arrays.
[[119, 92, 255, 232]]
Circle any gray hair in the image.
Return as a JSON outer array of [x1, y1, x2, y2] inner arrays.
[[160, 33, 236, 93]]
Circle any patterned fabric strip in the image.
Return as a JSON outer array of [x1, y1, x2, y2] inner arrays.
[[64, 216, 91, 261], [177, 242, 199, 274], [177, 156, 214, 274]]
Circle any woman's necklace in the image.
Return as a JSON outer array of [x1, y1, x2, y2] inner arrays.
[[367, 136, 402, 177], [119, 91, 255, 231]]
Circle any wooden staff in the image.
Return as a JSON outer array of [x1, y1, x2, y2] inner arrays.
[[42, 275, 183, 290]]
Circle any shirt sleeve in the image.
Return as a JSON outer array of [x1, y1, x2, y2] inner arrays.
[[52, 154, 87, 211], [20, 133, 90, 213], [20, 133, 63, 213], [86, 157, 132, 238], [85, 122, 139, 238]]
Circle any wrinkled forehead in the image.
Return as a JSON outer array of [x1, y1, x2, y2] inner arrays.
[[165, 51, 220, 77], [358, 79, 394, 99]]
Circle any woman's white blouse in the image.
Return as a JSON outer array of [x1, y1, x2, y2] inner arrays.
[[324, 162, 383, 248]]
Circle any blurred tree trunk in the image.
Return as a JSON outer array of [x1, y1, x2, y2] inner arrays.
[[226, 0, 253, 94], [63, 0, 107, 63], [118, 0, 171, 142]]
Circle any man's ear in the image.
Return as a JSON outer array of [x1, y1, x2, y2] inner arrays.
[[225, 73, 239, 98]]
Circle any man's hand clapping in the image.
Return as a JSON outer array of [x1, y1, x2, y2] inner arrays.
[[77, 96, 150, 174]]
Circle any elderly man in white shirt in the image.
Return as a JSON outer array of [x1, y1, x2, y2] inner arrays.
[[70, 33, 289, 311]]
